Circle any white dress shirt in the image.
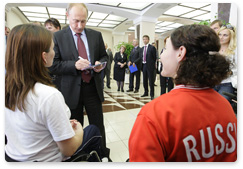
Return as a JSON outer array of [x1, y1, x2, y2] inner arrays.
[[70, 26, 91, 61]]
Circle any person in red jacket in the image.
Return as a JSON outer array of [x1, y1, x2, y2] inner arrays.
[[129, 24, 237, 162]]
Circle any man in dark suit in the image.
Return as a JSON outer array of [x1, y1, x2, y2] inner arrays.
[[49, 3, 110, 159], [127, 39, 141, 93], [140, 35, 157, 100], [104, 44, 113, 89]]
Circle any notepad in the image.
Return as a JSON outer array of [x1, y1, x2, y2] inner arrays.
[[129, 64, 138, 73]]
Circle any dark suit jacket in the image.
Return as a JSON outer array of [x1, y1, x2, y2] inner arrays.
[[113, 52, 127, 81], [49, 27, 108, 109], [140, 44, 156, 71], [129, 46, 141, 70], [106, 49, 113, 71]]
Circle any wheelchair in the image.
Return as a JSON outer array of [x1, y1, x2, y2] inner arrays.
[[64, 150, 101, 162], [5, 150, 101, 162]]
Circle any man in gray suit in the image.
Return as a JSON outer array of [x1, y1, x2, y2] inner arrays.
[[49, 3, 110, 159]]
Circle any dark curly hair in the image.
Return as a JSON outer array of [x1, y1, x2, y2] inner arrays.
[[171, 24, 231, 88]]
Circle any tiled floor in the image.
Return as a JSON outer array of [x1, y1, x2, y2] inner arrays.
[[83, 75, 163, 162]]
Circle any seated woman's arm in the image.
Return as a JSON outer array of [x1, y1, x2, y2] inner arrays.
[[56, 120, 84, 157]]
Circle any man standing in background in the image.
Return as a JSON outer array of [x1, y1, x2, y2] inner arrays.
[[127, 39, 141, 93], [104, 44, 113, 89], [141, 35, 157, 100]]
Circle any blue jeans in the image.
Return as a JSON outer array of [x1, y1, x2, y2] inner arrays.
[[214, 82, 234, 104]]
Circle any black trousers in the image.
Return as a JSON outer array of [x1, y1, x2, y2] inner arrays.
[[70, 79, 110, 158], [104, 67, 111, 87], [128, 69, 141, 90], [160, 75, 174, 95], [142, 63, 154, 97], [64, 125, 102, 162]]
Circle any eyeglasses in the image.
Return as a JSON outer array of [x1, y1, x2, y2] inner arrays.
[[223, 24, 235, 32]]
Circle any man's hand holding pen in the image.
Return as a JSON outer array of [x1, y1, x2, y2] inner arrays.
[[75, 56, 90, 70]]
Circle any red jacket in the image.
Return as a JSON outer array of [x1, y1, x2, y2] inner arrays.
[[129, 85, 237, 162]]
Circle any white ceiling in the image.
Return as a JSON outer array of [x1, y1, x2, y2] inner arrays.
[[6, 3, 211, 35]]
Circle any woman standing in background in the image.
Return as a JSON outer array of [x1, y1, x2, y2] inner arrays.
[[113, 45, 127, 92]]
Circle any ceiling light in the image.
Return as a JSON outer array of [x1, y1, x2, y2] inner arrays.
[[19, 6, 47, 13], [157, 21, 174, 26], [88, 19, 102, 23], [49, 15, 66, 20], [98, 3, 120, 7], [27, 17, 47, 22], [201, 5, 211, 11], [192, 13, 211, 20], [119, 3, 151, 10], [99, 23, 116, 28], [128, 26, 135, 30], [102, 20, 121, 24], [48, 7, 66, 15], [160, 27, 174, 30], [90, 12, 108, 19], [168, 23, 184, 28], [86, 22, 99, 26], [164, 6, 194, 16], [57, 19, 66, 24], [180, 3, 210, 9], [181, 10, 207, 18], [155, 29, 167, 33], [106, 14, 126, 21], [23, 12, 48, 18]]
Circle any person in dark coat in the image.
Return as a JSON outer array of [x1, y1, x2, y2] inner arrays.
[[140, 35, 157, 100], [104, 44, 113, 88], [48, 3, 110, 159], [113, 45, 127, 92], [127, 39, 141, 93]]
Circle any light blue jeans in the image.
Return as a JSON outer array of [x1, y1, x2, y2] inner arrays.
[[214, 82, 234, 104]]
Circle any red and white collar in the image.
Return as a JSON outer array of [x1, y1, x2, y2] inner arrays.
[[173, 85, 210, 91]]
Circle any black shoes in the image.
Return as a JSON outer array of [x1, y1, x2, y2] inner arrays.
[[141, 93, 148, 97], [134, 90, 139, 93], [107, 86, 111, 89], [126, 89, 133, 92], [151, 96, 154, 100], [118, 88, 124, 92]]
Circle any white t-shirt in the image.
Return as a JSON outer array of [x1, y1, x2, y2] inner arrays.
[[5, 83, 75, 162]]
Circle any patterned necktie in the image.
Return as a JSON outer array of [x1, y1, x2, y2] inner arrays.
[[143, 46, 147, 62], [76, 33, 91, 83]]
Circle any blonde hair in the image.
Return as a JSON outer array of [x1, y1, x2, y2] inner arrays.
[[67, 3, 88, 17], [217, 26, 237, 56]]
